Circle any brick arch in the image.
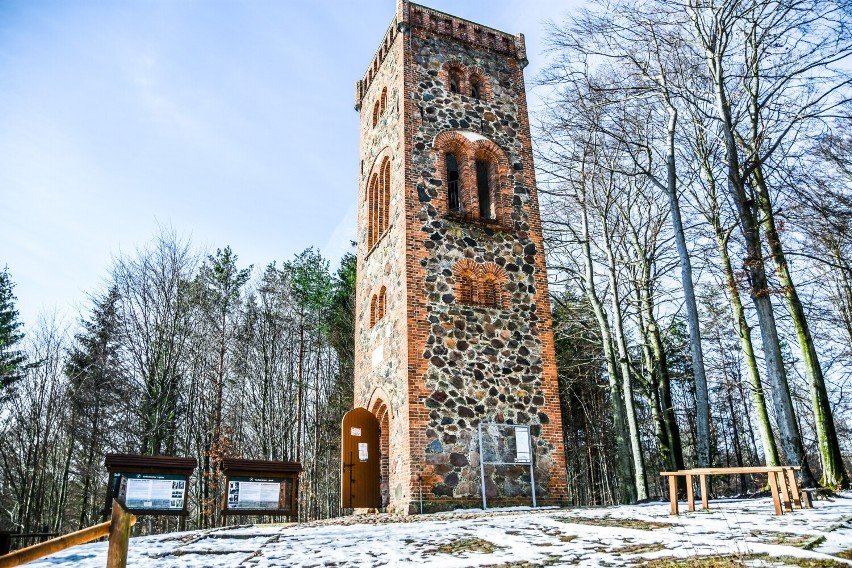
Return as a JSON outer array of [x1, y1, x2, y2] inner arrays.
[[466, 66, 492, 101], [451, 259, 509, 309], [433, 131, 473, 216], [369, 394, 392, 509], [442, 60, 466, 95], [472, 139, 511, 225], [432, 132, 512, 225], [365, 147, 394, 251]]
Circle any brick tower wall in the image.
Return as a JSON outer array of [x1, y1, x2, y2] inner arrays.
[[353, 17, 412, 511], [355, 2, 568, 515]]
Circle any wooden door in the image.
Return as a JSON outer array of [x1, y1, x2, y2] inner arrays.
[[341, 407, 381, 509]]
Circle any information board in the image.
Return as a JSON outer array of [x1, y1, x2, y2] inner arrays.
[[226, 477, 290, 511], [514, 426, 531, 464], [114, 472, 187, 511]]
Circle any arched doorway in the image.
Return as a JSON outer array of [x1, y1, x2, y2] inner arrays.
[[340, 408, 381, 509], [370, 399, 391, 508]]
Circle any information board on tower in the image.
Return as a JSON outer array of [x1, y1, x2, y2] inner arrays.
[[226, 477, 289, 510]]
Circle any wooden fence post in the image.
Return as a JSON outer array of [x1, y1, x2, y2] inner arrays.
[[106, 500, 135, 568]]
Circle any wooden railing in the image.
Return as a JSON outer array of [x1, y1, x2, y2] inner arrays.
[[0, 500, 136, 568]]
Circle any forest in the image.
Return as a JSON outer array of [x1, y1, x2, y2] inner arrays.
[[1, 0, 851, 542]]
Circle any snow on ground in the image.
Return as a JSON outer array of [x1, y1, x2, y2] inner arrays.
[[27, 492, 852, 567]]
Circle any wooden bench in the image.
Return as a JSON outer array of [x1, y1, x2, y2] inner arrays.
[[660, 466, 807, 516]]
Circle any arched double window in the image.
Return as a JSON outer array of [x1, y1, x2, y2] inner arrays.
[[452, 260, 507, 309], [367, 156, 391, 250], [370, 286, 387, 328], [434, 131, 507, 225]]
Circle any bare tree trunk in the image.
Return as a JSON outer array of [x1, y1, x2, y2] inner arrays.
[[579, 203, 637, 503], [751, 164, 848, 488]]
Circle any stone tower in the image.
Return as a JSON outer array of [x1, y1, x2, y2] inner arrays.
[[354, 1, 568, 514]]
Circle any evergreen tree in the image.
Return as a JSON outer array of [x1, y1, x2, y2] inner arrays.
[[65, 286, 126, 528], [0, 266, 28, 399]]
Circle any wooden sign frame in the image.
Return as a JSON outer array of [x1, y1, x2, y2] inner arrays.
[[103, 454, 197, 519], [220, 459, 302, 524]]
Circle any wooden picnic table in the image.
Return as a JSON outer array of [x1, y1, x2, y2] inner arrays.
[[660, 466, 808, 516]]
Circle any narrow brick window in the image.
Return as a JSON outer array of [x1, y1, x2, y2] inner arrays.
[[380, 87, 387, 114], [449, 70, 460, 94], [459, 274, 474, 304], [377, 286, 387, 321], [370, 294, 378, 328], [368, 174, 379, 247], [372, 100, 380, 127], [476, 160, 492, 219], [368, 157, 391, 250], [481, 276, 499, 308], [446, 153, 460, 212], [470, 78, 481, 100]]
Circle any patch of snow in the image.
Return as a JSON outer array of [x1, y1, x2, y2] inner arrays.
[[25, 492, 852, 567]]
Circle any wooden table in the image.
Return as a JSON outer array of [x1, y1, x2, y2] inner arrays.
[[660, 466, 806, 516]]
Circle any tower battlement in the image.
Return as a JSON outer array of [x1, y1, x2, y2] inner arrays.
[[355, 2, 527, 110]]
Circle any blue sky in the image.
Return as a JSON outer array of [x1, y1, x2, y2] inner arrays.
[[0, 0, 578, 327]]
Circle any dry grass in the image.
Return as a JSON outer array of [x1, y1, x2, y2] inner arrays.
[[638, 554, 851, 568], [555, 515, 671, 530], [424, 536, 497, 555], [610, 542, 667, 555], [748, 530, 818, 547]]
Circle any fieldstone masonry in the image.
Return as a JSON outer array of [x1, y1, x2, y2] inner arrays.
[[354, 1, 568, 514]]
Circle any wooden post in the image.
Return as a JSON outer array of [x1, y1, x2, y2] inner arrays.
[[700, 474, 709, 510], [667, 475, 678, 515], [106, 499, 135, 568], [686, 474, 695, 512], [784, 468, 802, 509], [767, 471, 783, 516]]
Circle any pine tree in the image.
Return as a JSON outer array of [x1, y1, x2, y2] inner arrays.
[[65, 286, 126, 527], [0, 266, 28, 399]]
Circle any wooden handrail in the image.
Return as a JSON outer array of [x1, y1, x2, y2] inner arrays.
[[0, 501, 136, 568]]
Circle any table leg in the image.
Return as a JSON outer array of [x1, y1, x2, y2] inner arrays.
[[785, 468, 802, 509], [777, 471, 793, 512], [686, 474, 695, 512], [700, 474, 708, 510], [668, 476, 678, 515], [767, 471, 783, 516]]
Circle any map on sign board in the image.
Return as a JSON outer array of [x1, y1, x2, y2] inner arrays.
[[227, 477, 288, 510], [358, 442, 369, 462], [120, 473, 186, 510], [351, 427, 361, 436], [515, 426, 531, 463]]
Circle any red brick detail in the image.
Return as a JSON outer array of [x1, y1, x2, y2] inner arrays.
[[432, 132, 511, 226], [367, 154, 392, 250], [451, 259, 507, 309]]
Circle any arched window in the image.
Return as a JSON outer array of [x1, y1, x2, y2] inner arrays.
[[459, 274, 474, 304], [367, 156, 392, 250], [449, 70, 461, 94], [446, 153, 460, 212], [372, 100, 380, 128], [470, 78, 481, 100], [481, 276, 500, 308], [380, 87, 387, 114], [368, 174, 379, 247], [476, 159, 494, 219], [377, 286, 387, 321]]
